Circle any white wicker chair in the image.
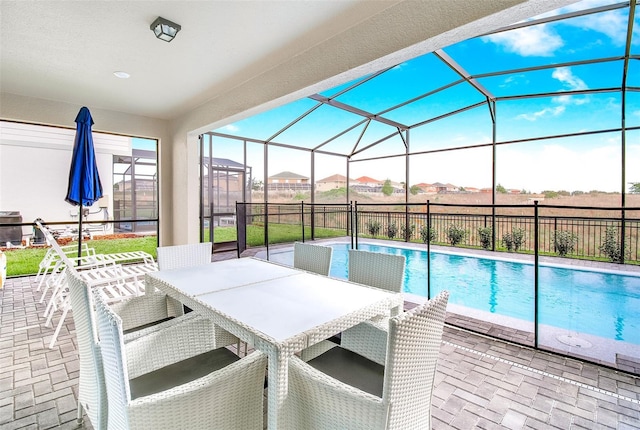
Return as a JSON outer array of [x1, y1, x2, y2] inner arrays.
[[94, 287, 267, 430], [333, 249, 406, 360], [293, 242, 333, 276], [156, 242, 238, 349], [66, 269, 245, 429], [156, 242, 212, 271], [347, 249, 405, 292], [286, 291, 449, 430]]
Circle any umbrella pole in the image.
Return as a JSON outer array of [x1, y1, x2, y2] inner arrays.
[[78, 180, 83, 259], [78, 206, 83, 258]]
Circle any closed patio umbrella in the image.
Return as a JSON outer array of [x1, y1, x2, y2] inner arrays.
[[66, 106, 103, 257]]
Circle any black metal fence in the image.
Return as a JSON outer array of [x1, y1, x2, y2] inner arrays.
[[236, 201, 640, 264]]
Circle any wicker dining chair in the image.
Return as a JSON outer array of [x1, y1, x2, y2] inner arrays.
[[156, 242, 239, 349], [328, 249, 407, 359], [156, 242, 213, 271], [347, 249, 406, 292], [293, 242, 333, 276], [286, 291, 449, 430], [66, 269, 232, 429], [94, 288, 267, 430]]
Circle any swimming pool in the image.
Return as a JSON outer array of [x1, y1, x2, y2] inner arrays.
[[307, 242, 640, 345]]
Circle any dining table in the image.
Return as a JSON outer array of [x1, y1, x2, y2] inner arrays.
[[145, 257, 403, 430]]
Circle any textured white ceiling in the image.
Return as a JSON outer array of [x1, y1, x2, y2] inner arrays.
[[1, 1, 389, 120]]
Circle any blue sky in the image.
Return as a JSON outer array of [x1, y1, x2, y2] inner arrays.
[[214, 0, 639, 193]]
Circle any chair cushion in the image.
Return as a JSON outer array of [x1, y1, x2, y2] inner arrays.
[[123, 316, 173, 335], [129, 347, 240, 400], [308, 346, 384, 397]]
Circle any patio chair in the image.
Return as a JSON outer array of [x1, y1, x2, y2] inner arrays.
[[293, 242, 333, 276], [347, 249, 405, 292], [324, 249, 407, 358], [156, 242, 239, 350], [156, 242, 213, 271], [94, 286, 267, 430], [286, 291, 449, 430], [66, 269, 251, 429], [35, 242, 94, 292], [46, 258, 160, 349]]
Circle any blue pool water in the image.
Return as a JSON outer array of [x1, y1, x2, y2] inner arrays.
[[325, 243, 640, 345]]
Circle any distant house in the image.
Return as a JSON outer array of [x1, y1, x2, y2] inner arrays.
[[316, 174, 349, 192], [464, 187, 481, 193], [414, 182, 436, 193], [355, 176, 381, 187], [351, 176, 382, 193], [267, 171, 310, 191], [433, 182, 459, 193]]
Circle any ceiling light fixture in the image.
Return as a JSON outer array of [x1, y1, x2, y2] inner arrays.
[[150, 16, 181, 42]]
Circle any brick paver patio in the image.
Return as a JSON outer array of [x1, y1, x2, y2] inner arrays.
[[1, 251, 639, 429]]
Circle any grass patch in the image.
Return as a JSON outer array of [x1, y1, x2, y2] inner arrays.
[[213, 224, 346, 247], [3, 236, 158, 277], [3, 225, 346, 277]]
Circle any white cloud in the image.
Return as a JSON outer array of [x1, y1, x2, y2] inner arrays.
[[551, 67, 588, 91], [561, 4, 632, 46], [500, 74, 528, 88], [516, 105, 565, 121], [483, 24, 563, 57], [537, 0, 635, 46], [223, 124, 239, 132], [550, 67, 590, 106]]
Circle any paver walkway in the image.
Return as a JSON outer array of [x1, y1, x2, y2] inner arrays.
[[1, 252, 639, 429]]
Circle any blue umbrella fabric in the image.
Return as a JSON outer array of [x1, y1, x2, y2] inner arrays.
[[66, 106, 103, 257]]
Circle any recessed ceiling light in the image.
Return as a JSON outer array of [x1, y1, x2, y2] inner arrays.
[[113, 71, 130, 79]]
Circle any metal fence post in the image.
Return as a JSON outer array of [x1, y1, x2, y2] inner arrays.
[[301, 201, 305, 243], [534, 200, 539, 348], [427, 200, 431, 299]]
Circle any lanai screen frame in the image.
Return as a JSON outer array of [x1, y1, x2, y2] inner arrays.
[[203, 0, 638, 208]]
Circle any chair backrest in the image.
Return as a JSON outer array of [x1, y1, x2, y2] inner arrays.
[[348, 249, 406, 292], [383, 290, 449, 429], [156, 242, 212, 270], [293, 242, 333, 276], [66, 269, 108, 429], [94, 289, 133, 429]]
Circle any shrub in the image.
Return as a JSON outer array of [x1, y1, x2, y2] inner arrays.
[[366, 220, 381, 236], [386, 222, 397, 239], [400, 223, 415, 241], [477, 226, 492, 250], [446, 224, 466, 246], [502, 227, 526, 252], [553, 230, 578, 257], [419, 225, 437, 244], [599, 226, 627, 262]]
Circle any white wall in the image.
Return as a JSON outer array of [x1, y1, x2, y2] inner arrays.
[[0, 121, 130, 239]]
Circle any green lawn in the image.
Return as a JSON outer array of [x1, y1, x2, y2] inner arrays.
[[3, 224, 346, 277], [3, 236, 158, 277], [213, 224, 347, 246]]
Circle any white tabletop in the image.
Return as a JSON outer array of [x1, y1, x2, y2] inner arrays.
[[147, 257, 301, 296], [196, 271, 394, 342]]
